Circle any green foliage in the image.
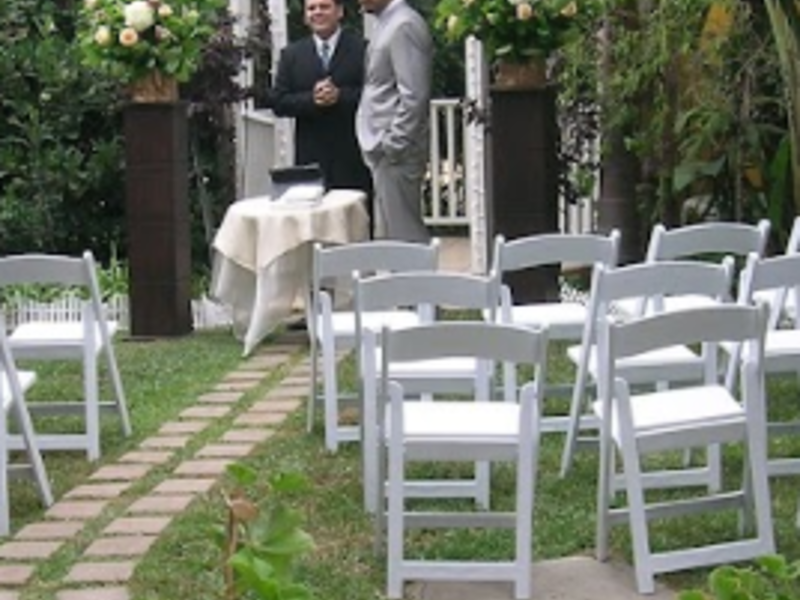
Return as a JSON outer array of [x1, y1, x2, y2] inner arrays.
[[77, 0, 228, 84], [0, 0, 125, 260], [679, 555, 800, 600], [434, 0, 599, 64], [222, 464, 316, 600], [579, 0, 792, 232]]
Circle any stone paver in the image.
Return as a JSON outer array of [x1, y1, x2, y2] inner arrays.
[[84, 535, 158, 557], [179, 405, 232, 420], [66, 482, 132, 499], [119, 451, 173, 465], [410, 557, 674, 600], [56, 587, 129, 600], [233, 412, 286, 427], [221, 429, 275, 444], [0, 540, 63, 561], [174, 459, 233, 477], [64, 561, 135, 584], [90, 464, 152, 482], [224, 371, 266, 381], [127, 495, 193, 515], [0, 565, 34, 586], [16, 521, 83, 540], [152, 478, 217, 495], [140, 435, 191, 449], [197, 391, 243, 404], [279, 376, 308, 387], [214, 380, 260, 392], [196, 443, 255, 458], [240, 354, 287, 369], [158, 421, 208, 435], [46, 500, 107, 521], [265, 386, 308, 399], [103, 517, 171, 536], [250, 399, 302, 413], [0, 592, 19, 600]]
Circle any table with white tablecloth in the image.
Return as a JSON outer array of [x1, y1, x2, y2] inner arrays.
[[211, 189, 369, 355]]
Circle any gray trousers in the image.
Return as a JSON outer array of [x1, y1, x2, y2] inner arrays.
[[367, 154, 430, 244]]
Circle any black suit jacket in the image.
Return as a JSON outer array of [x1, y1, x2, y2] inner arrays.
[[272, 28, 372, 193]]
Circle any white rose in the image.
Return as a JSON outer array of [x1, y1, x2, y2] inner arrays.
[[158, 4, 174, 17], [84, 0, 98, 9], [124, 0, 155, 32], [94, 25, 112, 45]]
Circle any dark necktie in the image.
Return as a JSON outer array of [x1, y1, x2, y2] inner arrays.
[[320, 41, 331, 70]]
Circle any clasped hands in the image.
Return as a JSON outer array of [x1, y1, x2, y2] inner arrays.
[[313, 77, 339, 106]]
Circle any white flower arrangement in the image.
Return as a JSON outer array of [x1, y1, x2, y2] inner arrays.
[[78, 0, 225, 86]]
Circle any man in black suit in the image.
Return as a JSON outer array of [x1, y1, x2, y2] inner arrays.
[[271, 0, 372, 223]]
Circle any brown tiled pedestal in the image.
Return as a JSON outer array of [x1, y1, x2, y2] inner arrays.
[[124, 102, 192, 337], [489, 84, 559, 303]]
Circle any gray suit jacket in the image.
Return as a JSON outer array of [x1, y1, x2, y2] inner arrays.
[[356, 0, 432, 164]]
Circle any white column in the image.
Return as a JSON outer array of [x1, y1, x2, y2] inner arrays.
[[464, 36, 489, 274]]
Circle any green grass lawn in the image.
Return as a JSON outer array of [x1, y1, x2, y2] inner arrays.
[[5, 333, 800, 599]]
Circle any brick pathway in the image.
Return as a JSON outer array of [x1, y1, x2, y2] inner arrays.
[[0, 333, 309, 600]]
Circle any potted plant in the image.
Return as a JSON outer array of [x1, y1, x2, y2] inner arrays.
[[434, 0, 599, 87], [77, 0, 226, 101]]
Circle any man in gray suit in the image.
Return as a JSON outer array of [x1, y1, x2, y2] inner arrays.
[[356, 0, 432, 243]]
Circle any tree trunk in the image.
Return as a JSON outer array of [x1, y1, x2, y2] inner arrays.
[[596, 7, 644, 264]]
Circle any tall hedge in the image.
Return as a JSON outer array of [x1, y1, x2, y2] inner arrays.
[[0, 0, 124, 262]]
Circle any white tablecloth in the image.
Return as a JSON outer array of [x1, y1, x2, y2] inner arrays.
[[211, 189, 369, 355]]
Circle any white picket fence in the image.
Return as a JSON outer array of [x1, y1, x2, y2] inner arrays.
[[4, 293, 233, 331]]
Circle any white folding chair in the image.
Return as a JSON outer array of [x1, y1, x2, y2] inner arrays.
[[307, 239, 439, 452], [724, 252, 800, 477], [753, 216, 800, 328], [0, 312, 53, 536], [595, 304, 774, 594], [371, 321, 547, 600], [561, 260, 733, 481], [490, 231, 620, 420], [357, 271, 500, 514], [618, 219, 770, 317], [0, 251, 131, 461]]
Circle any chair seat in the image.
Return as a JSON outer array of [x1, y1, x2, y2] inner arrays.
[[568, 343, 701, 382], [388, 401, 521, 441], [320, 309, 420, 341], [753, 289, 797, 321], [722, 329, 800, 364], [11, 321, 118, 354], [1, 371, 36, 411], [593, 384, 743, 439], [506, 302, 587, 339]]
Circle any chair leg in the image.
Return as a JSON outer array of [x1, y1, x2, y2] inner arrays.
[[620, 442, 655, 595], [514, 435, 534, 599], [560, 358, 589, 477], [746, 409, 776, 554], [104, 344, 132, 437], [595, 431, 612, 562], [386, 436, 404, 599], [84, 351, 101, 461], [476, 461, 491, 510], [0, 409, 9, 537], [307, 338, 318, 433], [373, 435, 387, 557], [322, 342, 339, 452], [10, 399, 53, 507], [363, 382, 378, 514]]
